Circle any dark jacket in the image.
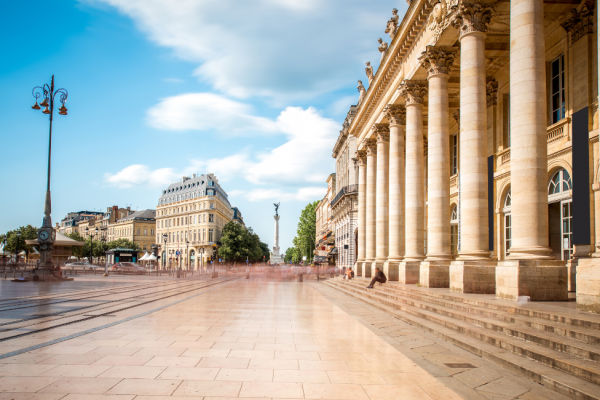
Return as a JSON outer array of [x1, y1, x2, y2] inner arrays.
[[375, 270, 387, 283]]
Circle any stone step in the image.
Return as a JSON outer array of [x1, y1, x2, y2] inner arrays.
[[323, 280, 600, 400], [341, 279, 600, 359]]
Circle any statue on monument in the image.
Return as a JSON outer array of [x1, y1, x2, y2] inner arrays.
[[378, 38, 389, 62], [365, 62, 374, 85], [385, 8, 399, 39], [274, 202, 280, 216], [357, 80, 366, 104]]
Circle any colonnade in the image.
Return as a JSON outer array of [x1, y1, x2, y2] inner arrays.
[[354, 0, 565, 300]]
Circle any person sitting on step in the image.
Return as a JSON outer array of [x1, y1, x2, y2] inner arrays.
[[345, 267, 354, 280], [367, 268, 386, 288]]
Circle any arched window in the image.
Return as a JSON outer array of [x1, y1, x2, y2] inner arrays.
[[450, 205, 458, 255], [548, 169, 571, 195], [504, 189, 512, 258]]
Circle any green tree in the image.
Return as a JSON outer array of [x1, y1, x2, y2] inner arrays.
[[81, 239, 110, 262], [107, 238, 140, 251], [293, 201, 319, 263], [218, 222, 251, 262], [259, 242, 270, 263], [66, 232, 85, 258], [3, 225, 38, 260]]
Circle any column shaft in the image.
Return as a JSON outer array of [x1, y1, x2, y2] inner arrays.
[[365, 142, 377, 262], [375, 127, 390, 262], [357, 156, 367, 263], [405, 104, 425, 261], [457, 31, 490, 260], [508, 0, 552, 258], [388, 120, 406, 261]]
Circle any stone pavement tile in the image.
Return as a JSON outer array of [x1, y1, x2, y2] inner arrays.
[[35, 346, 98, 355], [133, 347, 185, 357], [379, 372, 445, 387], [258, 332, 294, 339], [361, 384, 435, 400], [182, 348, 231, 358], [296, 344, 337, 352], [157, 366, 219, 380], [237, 337, 276, 344], [401, 340, 437, 350], [518, 388, 570, 400], [197, 357, 250, 369], [319, 352, 367, 362], [249, 358, 299, 370], [38, 354, 106, 366], [303, 383, 370, 400], [239, 381, 303, 398], [125, 341, 173, 348], [411, 345, 450, 356], [276, 338, 314, 344], [83, 340, 134, 348], [157, 335, 200, 342], [255, 343, 297, 351], [346, 361, 400, 372], [0, 376, 61, 393], [91, 355, 153, 366], [229, 350, 274, 359], [274, 370, 330, 383], [212, 342, 256, 350], [144, 356, 201, 367], [327, 371, 386, 384], [276, 351, 320, 361], [476, 378, 528, 399], [299, 360, 350, 371], [421, 386, 464, 400], [39, 377, 122, 394], [0, 363, 58, 376], [172, 380, 242, 397], [216, 368, 274, 382], [1, 353, 55, 364], [0, 394, 65, 400], [86, 347, 141, 356], [98, 366, 166, 379], [393, 361, 428, 374], [39, 365, 112, 378], [61, 395, 136, 400], [51, 339, 93, 347], [105, 378, 181, 396], [136, 397, 213, 400], [454, 368, 503, 388]]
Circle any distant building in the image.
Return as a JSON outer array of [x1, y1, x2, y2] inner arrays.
[[111, 209, 156, 252], [59, 211, 104, 236], [314, 173, 336, 264], [232, 207, 245, 227]]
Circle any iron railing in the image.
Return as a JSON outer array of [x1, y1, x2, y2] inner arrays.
[[331, 184, 358, 208]]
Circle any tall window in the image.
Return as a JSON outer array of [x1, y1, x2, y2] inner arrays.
[[202, 229, 206, 241], [452, 135, 458, 175], [209, 214, 214, 223], [209, 229, 214, 242], [551, 55, 565, 124], [504, 189, 512, 258], [562, 201, 573, 260], [450, 206, 458, 255]]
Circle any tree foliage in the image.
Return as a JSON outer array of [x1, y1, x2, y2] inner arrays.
[[2, 225, 38, 258], [289, 200, 319, 263], [218, 222, 267, 263]]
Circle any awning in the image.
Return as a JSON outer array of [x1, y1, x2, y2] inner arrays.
[[139, 252, 149, 260], [328, 247, 338, 255], [147, 253, 157, 260]]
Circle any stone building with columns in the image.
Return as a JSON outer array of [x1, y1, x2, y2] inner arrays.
[[339, 0, 600, 311]]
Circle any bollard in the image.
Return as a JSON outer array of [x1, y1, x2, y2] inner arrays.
[[4, 271, 6, 280], [246, 273, 249, 279], [299, 273, 303, 282]]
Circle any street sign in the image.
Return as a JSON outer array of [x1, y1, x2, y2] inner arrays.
[[219, 258, 221, 262], [176, 251, 180, 256]]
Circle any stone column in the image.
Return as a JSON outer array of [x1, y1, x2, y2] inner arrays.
[[384, 104, 406, 281], [397, 80, 427, 283], [364, 138, 377, 277], [452, 2, 494, 260], [356, 150, 367, 277], [417, 46, 456, 287], [373, 124, 390, 275]]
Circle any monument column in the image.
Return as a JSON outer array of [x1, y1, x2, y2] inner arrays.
[[453, 2, 494, 260], [418, 46, 456, 287], [356, 150, 367, 276], [384, 104, 406, 281], [373, 124, 390, 275], [364, 138, 377, 277], [398, 80, 427, 283]]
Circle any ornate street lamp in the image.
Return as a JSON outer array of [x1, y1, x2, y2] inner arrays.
[[31, 76, 68, 280], [86, 227, 98, 265], [162, 234, 167, 270]]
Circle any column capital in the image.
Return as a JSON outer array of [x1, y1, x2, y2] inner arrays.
[[383, 104, 406, 126], [356, 149, 367, 166], [418, 46, 457, 78], [561, 4, 594, 44], [398, 80, 428, 105], [451, 1, 496, 37], [486, 79, 498, 107], [363, 138, 378, 155], [373, 123, 390, 143]]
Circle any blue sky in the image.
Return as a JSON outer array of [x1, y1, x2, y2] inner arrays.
[[0, 0, 403, 252]]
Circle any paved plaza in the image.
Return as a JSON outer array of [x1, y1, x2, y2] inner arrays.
[[0, 277, 575, 400]]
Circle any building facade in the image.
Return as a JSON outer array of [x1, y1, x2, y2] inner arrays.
[[332, 0, 600, 309], [110, 209, 156, 252], [314, 174, 336, 264], [331, 107, 359, 269], [58, 211, 104, 236], [156, 173, 235, 269]]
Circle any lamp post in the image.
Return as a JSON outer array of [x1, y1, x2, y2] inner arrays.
[[200, 247, 204, 273], [31, 76, 68, 278], [186, 240, 189, 270], [16, 232, 21, 266], [86, 227, 98, 266], [162, 234, 167, 270]]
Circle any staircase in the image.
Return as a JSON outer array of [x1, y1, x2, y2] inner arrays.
[[323, 277, 600, 400]]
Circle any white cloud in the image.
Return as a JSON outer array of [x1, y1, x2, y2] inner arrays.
[[85, 0, 402, 102], [147, 93, 278, 134], [104, 165, 178, 188]]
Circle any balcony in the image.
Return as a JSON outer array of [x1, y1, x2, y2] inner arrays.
[[331, 184, 358, 208]]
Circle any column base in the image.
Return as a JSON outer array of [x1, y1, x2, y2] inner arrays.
[[371, 261, 386, 278], [361, 262, 372, 277], [398, 261, 420, 284], [576, 258, 600, 313], [566, 258, 578, 292], [496, 260, 568, 301], [419, 261, 450, 288], [450, 261, 496, 294], [354, 261, 362, 277], [383, 260, 401, 281], [506, 246, 553, 260], [456, 250, 492, 261]]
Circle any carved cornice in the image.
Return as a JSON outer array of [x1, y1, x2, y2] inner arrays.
[[356, 150, 367, 166], [373, 124, 390, 143], [363, 138, 378, 155], [451, 1, 496, 37], [428, 0, 460, 42], [486, 80, 498, 107], [398, 80, 428, 105], [561, 4, 594, 45], [419, 46, 457, 77], [384, 104, 406, 126]]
